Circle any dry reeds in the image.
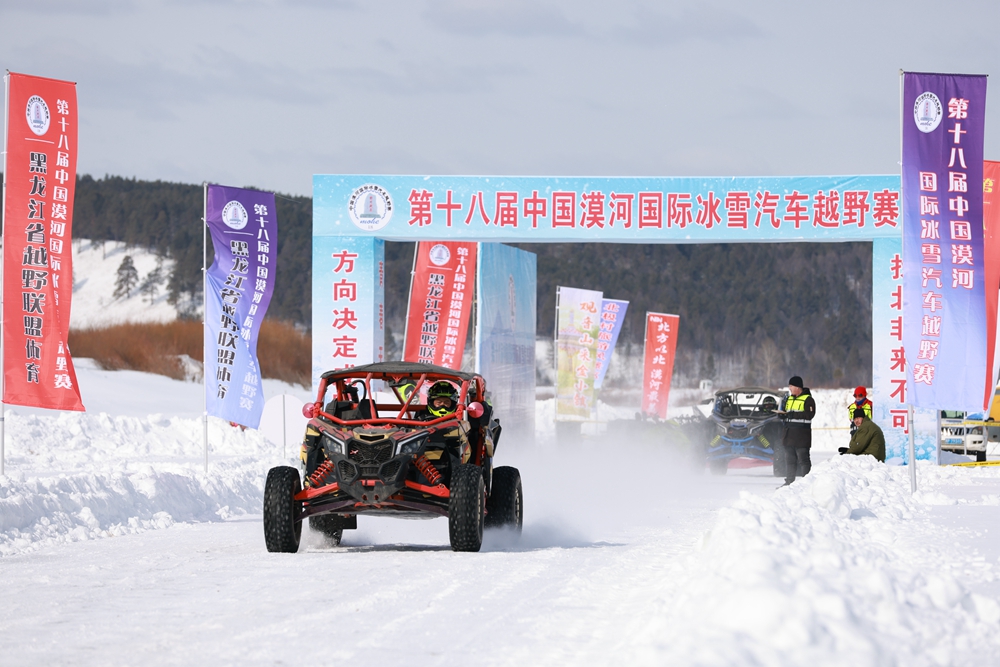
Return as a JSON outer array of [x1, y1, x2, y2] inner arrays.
[[68, 319, 310, 386]]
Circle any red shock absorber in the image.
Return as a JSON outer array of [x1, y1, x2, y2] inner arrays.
[[412, 454, 443, 486], [309, 459, 335, 487]]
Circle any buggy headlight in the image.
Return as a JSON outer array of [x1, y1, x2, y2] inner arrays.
[[396, 433, 428, 456], [321, 434, 345, 456]]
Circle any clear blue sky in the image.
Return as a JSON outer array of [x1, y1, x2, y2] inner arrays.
[[3, 0, 998, 197]]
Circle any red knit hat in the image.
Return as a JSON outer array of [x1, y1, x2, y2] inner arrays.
[[854, 386, 867, 398]]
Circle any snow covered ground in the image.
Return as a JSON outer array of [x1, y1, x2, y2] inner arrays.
[[2, 364, 1000, 665]]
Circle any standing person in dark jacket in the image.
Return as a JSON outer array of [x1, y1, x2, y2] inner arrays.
[[777, 375, 816, 486]]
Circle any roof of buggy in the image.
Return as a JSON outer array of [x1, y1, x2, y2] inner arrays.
[[714, 386, 787, 396], [320, 361, 480, 383]]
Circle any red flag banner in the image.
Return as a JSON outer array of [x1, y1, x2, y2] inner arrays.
[[984, 161, 1000, 408], [2, 73, 84, 410], [641, 312, 679, 419], [402, 241, 477, 369]]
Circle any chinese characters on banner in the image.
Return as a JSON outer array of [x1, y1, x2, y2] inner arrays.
[[402, 242, 477, 369], [311, 236, 385, 388], [555, 286, 602, 420], [2, 72, 84, 411], [902, 72, 988, 412], [315, 175, 901, 244], [642, 313, 679, 419], [982, 161, 1000, 407], [594, 299, 628, 389], [204, 185, 277, 428]]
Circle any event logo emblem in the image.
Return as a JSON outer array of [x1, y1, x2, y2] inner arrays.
[[913, 92, 943, 133], [428, 244, 451, 266], [221, 201, 249, 230], [25, 95, 50, 136], [348, 184, 394, 232]]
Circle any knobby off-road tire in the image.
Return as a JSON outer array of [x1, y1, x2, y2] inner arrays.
[[263, 466, 302, 553], [449, 463, 485, 552], [309, 514, 345, 547], [485, 466, 523, 531]]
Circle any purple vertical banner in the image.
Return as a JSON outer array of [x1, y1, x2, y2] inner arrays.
[[204, 185, 278, 428], [902, 72, 988, 412], [594, 299, 628, 389]]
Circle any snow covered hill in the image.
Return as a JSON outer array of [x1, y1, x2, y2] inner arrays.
[[69, 239, 188, 328]]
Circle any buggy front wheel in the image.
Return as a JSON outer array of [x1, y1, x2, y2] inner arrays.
[[449, 464, 485, 552], [263, 466, 302, 553]]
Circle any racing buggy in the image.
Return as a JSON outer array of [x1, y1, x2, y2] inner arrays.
[[263, 362, 522, 553], [704, 386, 788, 476]]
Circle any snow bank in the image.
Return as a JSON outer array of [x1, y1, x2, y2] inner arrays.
[[639, 456, 1000, 665], [0, 411, 287, 557]]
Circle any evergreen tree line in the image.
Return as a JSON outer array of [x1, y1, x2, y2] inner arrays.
[[47, 174, 311, 324], [1, 175, 871, 387]]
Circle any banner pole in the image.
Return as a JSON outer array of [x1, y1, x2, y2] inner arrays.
[[0, 72, 9, 476], [202, 183, 208, 474], [401, 242, 418, 362], [908, 403, 917, 493]]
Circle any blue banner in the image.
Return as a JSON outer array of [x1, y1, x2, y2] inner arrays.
[[311, 236, 385, 388], [902, 72, 988, 412], [873, 237, 937, 462], [475, 243, 537, 440], [594, 299, 628, 389], [314, 175, 901, 243], [204, 185, 278, 428]]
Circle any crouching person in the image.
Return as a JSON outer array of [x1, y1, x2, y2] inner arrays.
[[840, 408, 886, 462]]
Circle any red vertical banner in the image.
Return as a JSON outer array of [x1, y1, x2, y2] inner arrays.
[[641, 312, 679, 419], [984, 161, 1000, 407], [402, 241, 477, 369], [2, 73, 84, 411]]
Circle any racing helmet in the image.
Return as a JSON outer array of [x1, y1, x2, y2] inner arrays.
[[427, 381, 458, 417], [761, 396, 778, 412]]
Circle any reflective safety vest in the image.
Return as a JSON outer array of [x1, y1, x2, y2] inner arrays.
[[784, 393, 812, 424], [848, 399, 873, 423]]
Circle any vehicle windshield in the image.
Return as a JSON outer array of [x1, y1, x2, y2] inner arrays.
[[714, 391, 782, 418]]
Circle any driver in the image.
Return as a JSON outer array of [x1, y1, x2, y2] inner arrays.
[[761, 396, 778, 413], [419, 381, 459, 420]]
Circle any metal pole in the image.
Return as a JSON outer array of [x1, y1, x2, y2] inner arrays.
[[203, 183, 208, 474], [908, 403, 917, 493], [0, 72, 9, 476], [281, 393, 286, 460]]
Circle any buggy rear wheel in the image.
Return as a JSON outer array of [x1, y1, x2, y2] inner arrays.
[[486, 466, 523, 531], [263, 466, 302, 553], [449, 463, 485, 552], [309, 514, 346, 546]]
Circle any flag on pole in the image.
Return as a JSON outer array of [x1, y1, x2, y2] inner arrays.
[[204, 184, 277, 428], [641, 312, 679, 419], [2, 72, 84, 411], [901, 72, 988, 411], [402, 241, 477, 370], [983, 161, 1000, 408], [555, 286, 603, 419], [594, 298, 628, 389]]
